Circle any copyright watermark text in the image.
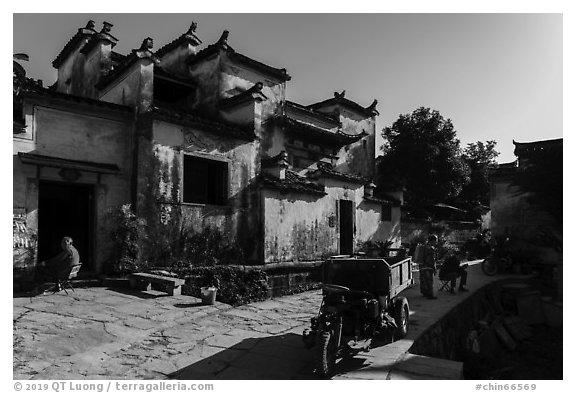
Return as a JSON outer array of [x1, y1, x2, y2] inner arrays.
[[475, 383, 537, 391], [14, 382, 214, 392]]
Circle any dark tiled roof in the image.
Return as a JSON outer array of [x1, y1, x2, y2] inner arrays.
[[363, 195, 399, 206], [285, 100, 341, 125], [188, 31, 291, 81], [22, 87, 133, 113], [111, 51, 126, 63], [283, 117, 366, 147], [18, 152, 120, 174], [96, 39, 159, 91], [229, 51, 291, 81], [156, 23, 202, 58], [261, 171, 326, 195], [309, 163, 369, 184], [220, 82, 267, 109], [261, 151, 288, 168], [52, 22, 97, 68], [513, 138, 563, 158], [308, 93, 379, 118], [149, 105, 255, 141]]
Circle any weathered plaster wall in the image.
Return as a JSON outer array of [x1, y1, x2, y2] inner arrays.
[[323, 178, 397, 248], [55, 38, 92, 95], [356, 202, 401, 247], [139, 120, 261, 261], [100, 65, 140, 108], [35, 107, 130, 165], [159, 44, 197, 77], [219, 100, 258, 129], [337, 109, 376, 179], [13, 104, 132, 273], [312, 103, 376, 179], [220, 59, 285, 123], [189, 56, 221, 115], [263, 179, 401, 263], [263, 190, 337, 263], [261, 123, 288, 159]]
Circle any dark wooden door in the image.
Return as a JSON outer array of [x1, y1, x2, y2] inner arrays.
[[339, 200, 354, 255], [38, 181, 94, 269]]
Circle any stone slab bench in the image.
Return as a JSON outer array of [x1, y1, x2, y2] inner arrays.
[[129, 273, 185, 296]]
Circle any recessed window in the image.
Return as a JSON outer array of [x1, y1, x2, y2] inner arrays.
[[381, 205, 392, 222], [183, 155, 228, 205]]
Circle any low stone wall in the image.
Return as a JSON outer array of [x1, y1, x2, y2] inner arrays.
[[402, 219, 480, 250], [265, 264, 322, 297], [409, 278, 563, 379]]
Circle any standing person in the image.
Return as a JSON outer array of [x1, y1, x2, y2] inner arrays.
[[415, 234, 438, 299], [34, 236, 80, 291]]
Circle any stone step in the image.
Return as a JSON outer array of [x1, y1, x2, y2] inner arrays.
[[390, 353, 463, 380]]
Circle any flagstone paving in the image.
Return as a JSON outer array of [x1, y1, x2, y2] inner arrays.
[[13, 262, 521, 380]]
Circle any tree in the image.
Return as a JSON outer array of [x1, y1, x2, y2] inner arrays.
[[459, 140, 500, 206], [377, 107, 469, 206]]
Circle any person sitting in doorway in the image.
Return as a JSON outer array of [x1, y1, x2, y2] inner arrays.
[[34, 236, 80, 291], [439, 252, 469, 293]]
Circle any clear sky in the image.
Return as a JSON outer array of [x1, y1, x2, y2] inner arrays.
[[13, 13, 562, 163]]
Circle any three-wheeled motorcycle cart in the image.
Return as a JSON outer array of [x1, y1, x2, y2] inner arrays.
[[303, 255, 413, 377]]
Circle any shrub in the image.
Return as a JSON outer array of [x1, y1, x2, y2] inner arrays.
[[108, 204, 148, 274], [359, 240, 394, 257], [162, 226, 245, 273], [184, 266, 269, 306]]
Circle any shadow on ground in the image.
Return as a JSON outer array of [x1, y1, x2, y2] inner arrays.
[[170, 333, 397, 380]]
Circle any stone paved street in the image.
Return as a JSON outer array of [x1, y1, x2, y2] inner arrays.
[[13, 262, 522, 380], [13, 287, 322, 380]]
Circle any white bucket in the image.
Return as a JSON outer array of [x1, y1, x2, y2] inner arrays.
[[200, 286, 218, 305]]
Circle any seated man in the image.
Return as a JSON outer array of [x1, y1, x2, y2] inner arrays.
[[34, 236, 80, 291], [439, 253, 469, 293]]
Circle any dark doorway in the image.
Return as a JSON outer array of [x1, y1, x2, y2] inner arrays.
[[339, 200, 354, 255], [38, 181, 94, 270]]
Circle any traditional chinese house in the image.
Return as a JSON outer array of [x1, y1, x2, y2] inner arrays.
[[13, 20, 403, 288]]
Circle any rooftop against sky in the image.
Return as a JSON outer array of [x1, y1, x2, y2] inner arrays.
[[13, 13, 563, 163]]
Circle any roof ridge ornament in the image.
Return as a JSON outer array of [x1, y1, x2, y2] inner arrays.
[[248, 81, 264, 93], [131, 37, 159, 64], [218, 30, 229, 47], [366, 99, 379, 116], [334, 90, 345, 99], [101, 21, 113, 34], [86, 20, 96, 30], [140, 37, 154, 51], [187, 21, 198, 34]]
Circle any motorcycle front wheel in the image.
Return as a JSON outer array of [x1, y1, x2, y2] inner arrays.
[[481, 258, 498, 276], [393, 296, 410, 339], [315, 331, 337, 377]]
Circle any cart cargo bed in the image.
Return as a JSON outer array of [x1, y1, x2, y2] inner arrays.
[[323, 256, 413, 297]]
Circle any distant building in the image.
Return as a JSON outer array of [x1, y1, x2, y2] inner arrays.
[[489, 138, 562, 269], [13, 20, 402, 286]]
